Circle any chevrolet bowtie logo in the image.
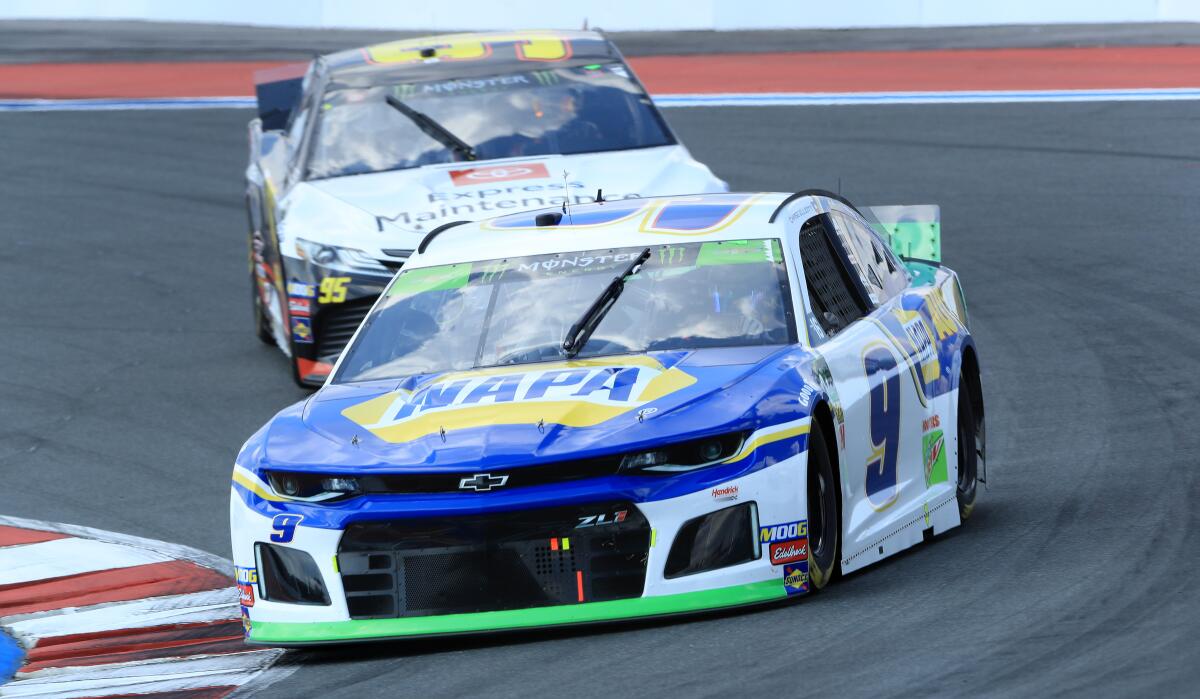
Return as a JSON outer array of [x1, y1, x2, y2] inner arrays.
[[458, 473, 509, 492]]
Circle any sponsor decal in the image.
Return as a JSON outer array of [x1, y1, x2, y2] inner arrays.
[[711, 484, 739, 502], [458, 473, 508, 492], [576, 510, 628, 529], [342, 356, 696, 443], [451, 162, 550, 186], [287, 280, 316, 298], [291, 317, 313, 344], [288, 297, 311, 316], [236, 566, 258, 607], [923, 414, 941, 431], [760, 520, 808, 544], [798, 384, 816, 408], [769, 538, 809, 565], [923, 429, 948, 487], [389, 183, 640, 228], [241, 605, 252, 636], [783, 562, 809, 595]]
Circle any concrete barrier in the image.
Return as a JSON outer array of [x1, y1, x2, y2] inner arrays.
[[2, 0, 1200, 31]]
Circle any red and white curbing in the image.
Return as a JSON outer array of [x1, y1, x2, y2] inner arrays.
[[0, 516, 291, 698]]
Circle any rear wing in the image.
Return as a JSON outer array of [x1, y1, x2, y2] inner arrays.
[[253, 63, 309, 132], [865, 204, 941, 264]]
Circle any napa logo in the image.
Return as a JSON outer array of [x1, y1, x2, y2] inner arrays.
[[341, 356, 696, 443]]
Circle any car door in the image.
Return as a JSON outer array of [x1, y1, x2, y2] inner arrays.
[[790, 208, 931, 567]]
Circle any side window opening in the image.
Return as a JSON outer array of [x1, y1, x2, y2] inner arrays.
[[832, 211, 908, 301], [797, 216, 871, 338]]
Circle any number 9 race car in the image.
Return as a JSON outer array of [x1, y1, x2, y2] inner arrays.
[[230, 191, 985, 645], [246, 30, 727, 387]]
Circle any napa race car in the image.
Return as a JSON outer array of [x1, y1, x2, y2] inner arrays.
[[246, 30, 727, 387], [230, 191, 985, 645]]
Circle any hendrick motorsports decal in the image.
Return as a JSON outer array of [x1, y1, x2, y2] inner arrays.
[[342, 356, 696, 443]]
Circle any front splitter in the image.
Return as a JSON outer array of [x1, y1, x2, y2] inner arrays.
[[248, 578, 788, 646]]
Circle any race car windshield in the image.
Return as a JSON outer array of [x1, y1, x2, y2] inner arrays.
[[334, 240, 795, 383], [305, 63, 674, 179]]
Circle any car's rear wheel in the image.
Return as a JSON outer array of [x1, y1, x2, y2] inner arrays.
[[956, 371, 983, 520], [806, 420, 840, 591]]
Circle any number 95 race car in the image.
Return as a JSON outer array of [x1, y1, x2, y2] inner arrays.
[[230, 191, 985, 645]]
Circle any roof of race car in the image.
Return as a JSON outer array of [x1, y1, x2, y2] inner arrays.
[[322, 30, 618, 83], [408, 192, 799, 269]]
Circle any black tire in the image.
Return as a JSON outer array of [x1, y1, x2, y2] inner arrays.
[[806, 421, 840, 591], [956, 371, 983, 520], [251, 269, 276, 346]]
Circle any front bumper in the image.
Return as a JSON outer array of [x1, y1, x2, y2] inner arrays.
[[278, 255, 395, 386], [230, 438, 812, 645]]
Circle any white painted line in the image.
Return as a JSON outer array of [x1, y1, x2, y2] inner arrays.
[[4, 88, 1200, 113], [0, 652, 282, 698], [5, 590, 238, 643], [0, 538, 171, 586]]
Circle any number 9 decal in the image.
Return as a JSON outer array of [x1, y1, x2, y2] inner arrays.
[[270, 514, 303, 543], [863, 345, 900, 509]]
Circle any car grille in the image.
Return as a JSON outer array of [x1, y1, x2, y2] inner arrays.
[[337, 502, 650, 619], [315, 296, 375, 364], [354, 455, 623, 494]]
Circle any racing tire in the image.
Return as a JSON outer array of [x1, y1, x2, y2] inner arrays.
[[956, 371, 983, 521], [251, 270, 275, 346], [806, 421, 840, 591]]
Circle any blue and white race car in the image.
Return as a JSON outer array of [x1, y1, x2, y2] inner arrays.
[[230, 191, 984, 645]]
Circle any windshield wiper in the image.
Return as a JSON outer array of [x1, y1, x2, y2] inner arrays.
[[562, 248, 652, 358], [385, 95, 476, 161]]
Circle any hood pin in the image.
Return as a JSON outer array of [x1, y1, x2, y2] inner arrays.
[[439, 426, 447, 442], [537, 418, 545, 434], [351, 434, 360, 447]]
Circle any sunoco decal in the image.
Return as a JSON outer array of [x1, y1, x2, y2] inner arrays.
[[342, 356, 696, 443]]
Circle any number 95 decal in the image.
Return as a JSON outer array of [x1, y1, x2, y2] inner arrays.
[[318, 277, 350, 304]]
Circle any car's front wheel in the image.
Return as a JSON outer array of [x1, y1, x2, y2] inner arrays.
[[806, 420, 840, 591]]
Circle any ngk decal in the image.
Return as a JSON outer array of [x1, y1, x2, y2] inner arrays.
[[769, 538, 809, 565], [450, 163, 550, 186]]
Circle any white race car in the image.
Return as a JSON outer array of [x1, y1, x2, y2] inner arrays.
[[230, 191, 985, 646], [245, 30, 727, 386]]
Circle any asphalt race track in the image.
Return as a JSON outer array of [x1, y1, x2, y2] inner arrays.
[[2, 98, 1199, 696]]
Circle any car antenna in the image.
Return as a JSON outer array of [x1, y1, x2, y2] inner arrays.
[[561, 170, 574, 225], [596, 188, 605, 204]]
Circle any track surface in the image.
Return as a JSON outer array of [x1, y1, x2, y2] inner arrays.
[[2, 99, 1199, 696]]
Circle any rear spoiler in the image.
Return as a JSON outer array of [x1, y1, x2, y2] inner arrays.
[[253, 63, 309, 132], [865, 204, 941, 263]]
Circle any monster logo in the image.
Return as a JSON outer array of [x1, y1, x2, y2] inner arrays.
[[342, 356, 696, 443]]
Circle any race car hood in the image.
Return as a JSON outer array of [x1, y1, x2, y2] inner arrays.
[[256, 346, 809, 474], [282, 145, 726, 254]]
